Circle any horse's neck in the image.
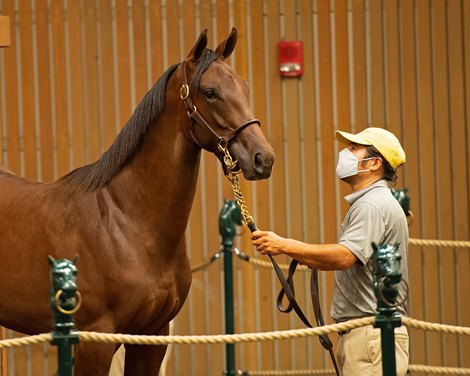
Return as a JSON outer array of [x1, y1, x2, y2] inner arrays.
[[106, 111, 201, 242]]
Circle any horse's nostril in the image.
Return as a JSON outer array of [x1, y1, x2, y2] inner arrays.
[[254, 152, 274, 176], [254, 153, 263, 171]]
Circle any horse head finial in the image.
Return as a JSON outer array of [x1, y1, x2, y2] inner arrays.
[[215, 27, 237, 59], [48, 255, 56, 266], [372, 242, 405, 315], [49, 256, 82, 320], [219, 199, 242, 245]]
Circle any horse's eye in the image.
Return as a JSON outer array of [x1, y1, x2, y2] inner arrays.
[[203, 88, 216, 100]]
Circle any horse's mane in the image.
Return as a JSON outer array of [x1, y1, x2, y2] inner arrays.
[[58, 50, 218, 192]]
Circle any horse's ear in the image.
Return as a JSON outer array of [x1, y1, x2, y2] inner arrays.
[[187, 29, 208, 62], [215, 27, 237, 59], [371, 242, 378, 252], [71, 255, 79, 264], [48, 255, 56, 266], [394, 242, 400, 251]]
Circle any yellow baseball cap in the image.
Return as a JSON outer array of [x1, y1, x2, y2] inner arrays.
[[335, 127, 406, 168]]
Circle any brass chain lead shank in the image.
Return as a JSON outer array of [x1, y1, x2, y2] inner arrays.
[[218, 142, 255, 229]]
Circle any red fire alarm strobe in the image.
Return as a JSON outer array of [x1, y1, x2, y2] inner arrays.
[[278, 40, 303, 77]]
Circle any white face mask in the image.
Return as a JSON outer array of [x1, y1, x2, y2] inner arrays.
[[335, 148, 374, 179]]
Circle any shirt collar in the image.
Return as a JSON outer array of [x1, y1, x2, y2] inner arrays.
[[344, 179, 390, 205]]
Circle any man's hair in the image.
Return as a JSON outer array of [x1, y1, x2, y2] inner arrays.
[[365, 145, 398, 184]]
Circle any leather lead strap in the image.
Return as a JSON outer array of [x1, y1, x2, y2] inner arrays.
[[272, 257, 339, 376], [250, 222, 339, 376]]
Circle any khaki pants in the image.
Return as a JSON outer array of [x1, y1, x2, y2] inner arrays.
[[337, 325, 409, 376]]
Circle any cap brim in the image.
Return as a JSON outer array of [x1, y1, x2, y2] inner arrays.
[[335, 130, 372, 146]]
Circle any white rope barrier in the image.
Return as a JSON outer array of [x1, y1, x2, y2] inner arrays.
[[1, 318, 469, 374], [2, 316, 469, 349]]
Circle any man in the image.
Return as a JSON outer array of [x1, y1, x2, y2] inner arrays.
[[252, 127, 409, 376]]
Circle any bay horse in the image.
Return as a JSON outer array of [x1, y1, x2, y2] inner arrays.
[[0, 28, 274, 375]]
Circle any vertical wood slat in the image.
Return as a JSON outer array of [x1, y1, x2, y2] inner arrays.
[[0, 15, 10, 46], [302, 0, 329, 369], [82, 1, 100, 163], [67, 0, 86, 172], [132, 0, 147, 104], [399, 3, 431, 373], [3, 0, 21, 174], [115, 0, 132, 131], [367, 0, 385, 125], [249, 0, 275, 372], [316, 4, 338, 350], [351, 0, 367, 130], [431, 0, 458, 368], [460, 0, 470, 367], [263, 0, 290, 372], [446, 0, 468, 366], [98, 0, 117, 150], [18, 0, 36, 180], [36, 1, 54, 181], [414, 0, 440, 368], [51, 0, 69, 177], [0, 327, 6, 376]]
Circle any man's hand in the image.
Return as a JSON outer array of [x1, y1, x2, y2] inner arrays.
[[251, 230, 290, 256]]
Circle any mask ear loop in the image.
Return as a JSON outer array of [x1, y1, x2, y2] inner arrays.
[[357, 156, 380, 173]]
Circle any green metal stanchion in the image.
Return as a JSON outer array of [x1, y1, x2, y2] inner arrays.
[[219, 200, 243, 376], [49, 256, 81, 376], [372, 242, 408, 376]]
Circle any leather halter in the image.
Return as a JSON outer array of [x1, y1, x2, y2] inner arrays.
[[179, 60, 260, 149]]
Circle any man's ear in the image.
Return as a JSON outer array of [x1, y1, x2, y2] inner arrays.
[[370, 156, 383, 171]]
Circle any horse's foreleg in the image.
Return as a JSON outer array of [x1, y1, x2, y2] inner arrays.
[[73, 342, 115, 376], [124, 324, 169, 376], [124, 344, 168, 376]]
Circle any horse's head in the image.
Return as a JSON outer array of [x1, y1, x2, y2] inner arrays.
[[178, 28, 275, 180]]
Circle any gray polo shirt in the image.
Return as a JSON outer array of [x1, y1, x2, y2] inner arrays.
[[330, 179, 409, 322]]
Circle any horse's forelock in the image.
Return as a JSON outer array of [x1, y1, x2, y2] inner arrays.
[[189, 49, 218, 93]]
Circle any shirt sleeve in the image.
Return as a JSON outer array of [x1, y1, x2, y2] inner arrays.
[[338, 202, 386, 265]]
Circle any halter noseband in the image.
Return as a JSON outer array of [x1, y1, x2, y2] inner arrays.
[[179, 60, 260, 150]]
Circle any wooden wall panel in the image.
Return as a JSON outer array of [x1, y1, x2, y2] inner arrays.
[[0, 1, 469, 375]]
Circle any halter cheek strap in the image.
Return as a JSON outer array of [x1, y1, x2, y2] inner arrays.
[[179, 60, 260, 148]]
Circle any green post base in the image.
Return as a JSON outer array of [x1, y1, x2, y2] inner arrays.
[[374, 314, 401, 376], [52, 332, 79, 376], [219, 200, 243, 376]]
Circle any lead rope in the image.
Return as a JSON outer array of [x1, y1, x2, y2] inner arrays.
[[219, 142, 340, 376]]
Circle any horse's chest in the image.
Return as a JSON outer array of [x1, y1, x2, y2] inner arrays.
[[112, 261, 191, 333]]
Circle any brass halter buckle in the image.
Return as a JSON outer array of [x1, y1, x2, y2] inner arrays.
[[180, 84, 189, 100]]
